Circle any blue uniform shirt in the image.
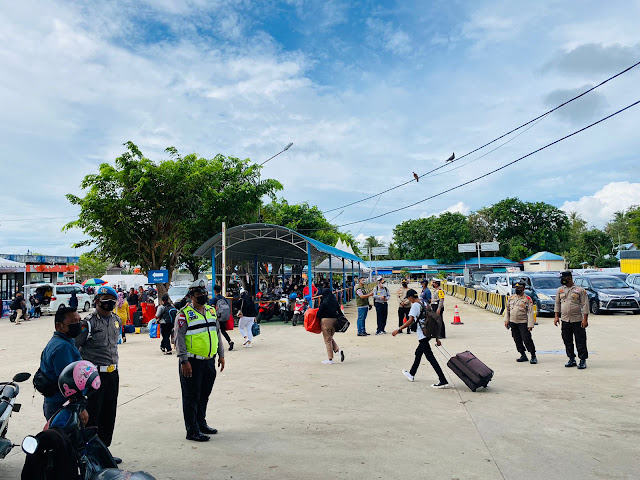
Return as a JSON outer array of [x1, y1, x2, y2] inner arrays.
[[40, 332, 82, 406], [421, 287, 432, 304]]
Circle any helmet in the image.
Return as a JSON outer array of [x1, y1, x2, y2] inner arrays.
[[188, 279, 207, 293], [95, 285, 117, 299], [58, 360, 101, 399]]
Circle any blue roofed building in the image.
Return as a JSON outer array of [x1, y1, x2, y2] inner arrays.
[[522, 251, 566, 272]]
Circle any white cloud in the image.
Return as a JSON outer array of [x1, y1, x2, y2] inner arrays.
[[560, 182, 640, 228], [441, 202, 471, 215]]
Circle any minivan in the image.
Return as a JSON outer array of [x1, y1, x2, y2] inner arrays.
[[24, 283, 93, 315], [573, 275, 640, 315], [478, 274, 502, 293]]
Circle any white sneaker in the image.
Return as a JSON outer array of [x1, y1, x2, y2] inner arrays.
[[431, 381, 449, 389], [402, 369, 414, 382], [321, 360, 333, 365]]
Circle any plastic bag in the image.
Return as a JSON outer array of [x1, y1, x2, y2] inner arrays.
[[304, 308, 321, 334], [149, 320, 160, 339]]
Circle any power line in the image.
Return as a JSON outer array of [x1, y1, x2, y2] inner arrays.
[[321, 60, 640, 214], [0, 216, 76, 223], [331, 99, 640, 228]]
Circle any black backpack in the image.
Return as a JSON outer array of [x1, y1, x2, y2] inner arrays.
[[162, 305, 178, 325], [416, 302, 442, 339]]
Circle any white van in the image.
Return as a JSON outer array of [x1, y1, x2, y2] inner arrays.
[[495, 274, 525, 296], [24, 283, 93, 315], [478, 274, 502, 293]]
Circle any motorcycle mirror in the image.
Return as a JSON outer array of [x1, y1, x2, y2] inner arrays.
[[22, 436, 39, 455], [13, 372, 31, 383]]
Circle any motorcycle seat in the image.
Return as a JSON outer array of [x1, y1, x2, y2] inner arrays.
[[91, 469, 156, 479]]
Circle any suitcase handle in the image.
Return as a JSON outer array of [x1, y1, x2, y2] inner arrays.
[[435, 344, 452, 359]]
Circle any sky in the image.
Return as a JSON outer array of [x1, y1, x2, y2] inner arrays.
[[1, 0, 639, 256]]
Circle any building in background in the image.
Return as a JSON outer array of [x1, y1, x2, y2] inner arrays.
[[0, 254, 80, 285], [522, 252, 567, 272]]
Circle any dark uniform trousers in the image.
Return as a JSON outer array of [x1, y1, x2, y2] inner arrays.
[[509, 322, 536, 354], [561, 321, 588, 360], [218, 321, 232, 345], [374, 302, 388, 333], [398, 307, 410, 327], [180, 357, 216, 435], [86, 370, 119, 447], [409, 339, 447, 383], [431, 304, 445, 339]]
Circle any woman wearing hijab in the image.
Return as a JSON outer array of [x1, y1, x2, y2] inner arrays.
[[115, 291, 129, 343], [233, 291, 258, 348], [317, 288, 344, 365]]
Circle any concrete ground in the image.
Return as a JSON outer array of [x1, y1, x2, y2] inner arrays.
[[1, 284, 639, 480]]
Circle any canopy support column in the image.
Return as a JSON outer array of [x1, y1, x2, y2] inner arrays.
[[307, 242, 313, 296], [329, 256, 333, 292], [254, 254, 259, 296], [342, 258, 346, 304], [281, 256, 285, 288], [212, 246, 216, 289]]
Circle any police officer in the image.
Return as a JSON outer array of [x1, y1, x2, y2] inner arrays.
[[75, 285, 122, 462], [504, 281, 537, 364], [429, 279, 446, 339], [175, 279, 225, 442], [554, 271, 589, 369]]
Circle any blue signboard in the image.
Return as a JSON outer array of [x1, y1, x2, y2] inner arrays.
[[148, 270, 169, 284], [1, 300, 10, 318]]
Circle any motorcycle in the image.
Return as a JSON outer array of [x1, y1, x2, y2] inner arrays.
[[21, 362, 155, 479], [257, 293, 280, 323], [291, 296, 309, 326], [0, 372, 31, 459], [9, 310, 17, 323]]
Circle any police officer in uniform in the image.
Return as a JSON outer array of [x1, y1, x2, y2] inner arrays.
[[429, 279, 446, 339], [504, 281, 537, 364], [554, 271, 589, 369], [75, 285, 122, 463], [175, 279, 225, 442]]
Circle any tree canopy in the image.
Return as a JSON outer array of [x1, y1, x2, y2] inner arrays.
[[65, 142, 282, 291]]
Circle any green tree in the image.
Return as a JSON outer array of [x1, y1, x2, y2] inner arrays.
[[566, 228, 616, 268], [77, 253, 109, 280], [393, 212, 471, 263], [628, 206, 640, 246], [261, 198, 361, 256], [479, 198, 570, 261], [567, 211, 587, 245], [65, 142, 282, 294], [605, 207, 638, 247]]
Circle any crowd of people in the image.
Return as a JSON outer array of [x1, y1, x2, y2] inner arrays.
[[30, 269, 590, 455]]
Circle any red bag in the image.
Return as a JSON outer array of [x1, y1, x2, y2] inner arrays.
[[225, 317, 234, 330], [304, 308, 321, 334]]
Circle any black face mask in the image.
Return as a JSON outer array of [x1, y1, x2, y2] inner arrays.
[[402, 283, 407, 287], [561, 278, 569, 285], [66, 323, 82, 338], [515, 288, 525, 295], [194, 294, 208, 306], [99, 300, 116, 311]]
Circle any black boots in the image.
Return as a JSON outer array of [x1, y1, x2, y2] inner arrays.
[[577, 359, 587, 369], [516, 353, 528, 362], [565, 358, 577, 367]]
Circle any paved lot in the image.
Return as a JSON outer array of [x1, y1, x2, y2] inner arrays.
[[1, 286, 638, 480]]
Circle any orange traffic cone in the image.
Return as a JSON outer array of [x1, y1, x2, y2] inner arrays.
[[451, 305, 464, 325]]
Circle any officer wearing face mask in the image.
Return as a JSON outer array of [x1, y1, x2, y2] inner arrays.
[[504, 281, 537, 364], [175, 279, 225, 442], [39, 306, 87, 420], [75, 285, 123, 463]]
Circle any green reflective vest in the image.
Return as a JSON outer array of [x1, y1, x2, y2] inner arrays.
[[183, 304, 219, 358]]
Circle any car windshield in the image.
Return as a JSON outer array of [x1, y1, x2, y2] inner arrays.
[[168, 286, 189, 301], [532, 277, 562, 289], [487, 277, 498, 285], [590, 278, 629, 289]]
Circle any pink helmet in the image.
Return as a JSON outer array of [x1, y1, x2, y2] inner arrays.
[[58, 360, 101, 399]]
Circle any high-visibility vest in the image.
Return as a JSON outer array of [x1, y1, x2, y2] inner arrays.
[[183, 305, 219, 358]]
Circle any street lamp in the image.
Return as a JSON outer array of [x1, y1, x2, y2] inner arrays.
[[258, 142, 293, 221]]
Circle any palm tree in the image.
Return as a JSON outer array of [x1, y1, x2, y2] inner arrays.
[[363, 236, 383, 261]]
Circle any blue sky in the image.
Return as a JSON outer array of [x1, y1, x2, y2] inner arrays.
[[1, 0, 639, 255]]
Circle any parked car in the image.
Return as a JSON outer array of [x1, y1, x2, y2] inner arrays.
[[453, 276, 465, 286], [626, 274, 640, 293], [167, 284, 191, 303], [573, 275, 640, 315], [495, 273, 527, 296], [478, 274, 502, 293], [468, 270, 492, 288], [584, 271, 629, 282], [519, 273, 564, 315], [23, 283, 92, 315]]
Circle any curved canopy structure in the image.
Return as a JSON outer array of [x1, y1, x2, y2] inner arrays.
[[194, 224, 366, 293], [194, 223, 363, 265]]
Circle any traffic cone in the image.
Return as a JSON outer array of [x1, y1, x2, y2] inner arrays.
[[451, 305, 463, 325]]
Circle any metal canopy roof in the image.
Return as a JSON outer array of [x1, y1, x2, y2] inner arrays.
[[193, 223, 365, 265]]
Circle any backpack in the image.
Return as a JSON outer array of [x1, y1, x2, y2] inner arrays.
[[416, 303, 442, 339], [215, 298, 231, 323], [162, 305, 178, 325], [33, 351, 59, 398]]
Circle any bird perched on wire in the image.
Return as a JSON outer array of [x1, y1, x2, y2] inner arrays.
[[413, 172, 419, 182], [446, 152, 455, 162]]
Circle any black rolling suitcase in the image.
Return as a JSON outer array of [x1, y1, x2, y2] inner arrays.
[[437, 345, 493, 392], [133, 311, 143, 328]]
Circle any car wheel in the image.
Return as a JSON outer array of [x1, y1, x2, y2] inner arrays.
[[633, 310, 640, 315], [589, 300, 600, 315], [84, 301, 91, 312], [292, 314, 298, 326]]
